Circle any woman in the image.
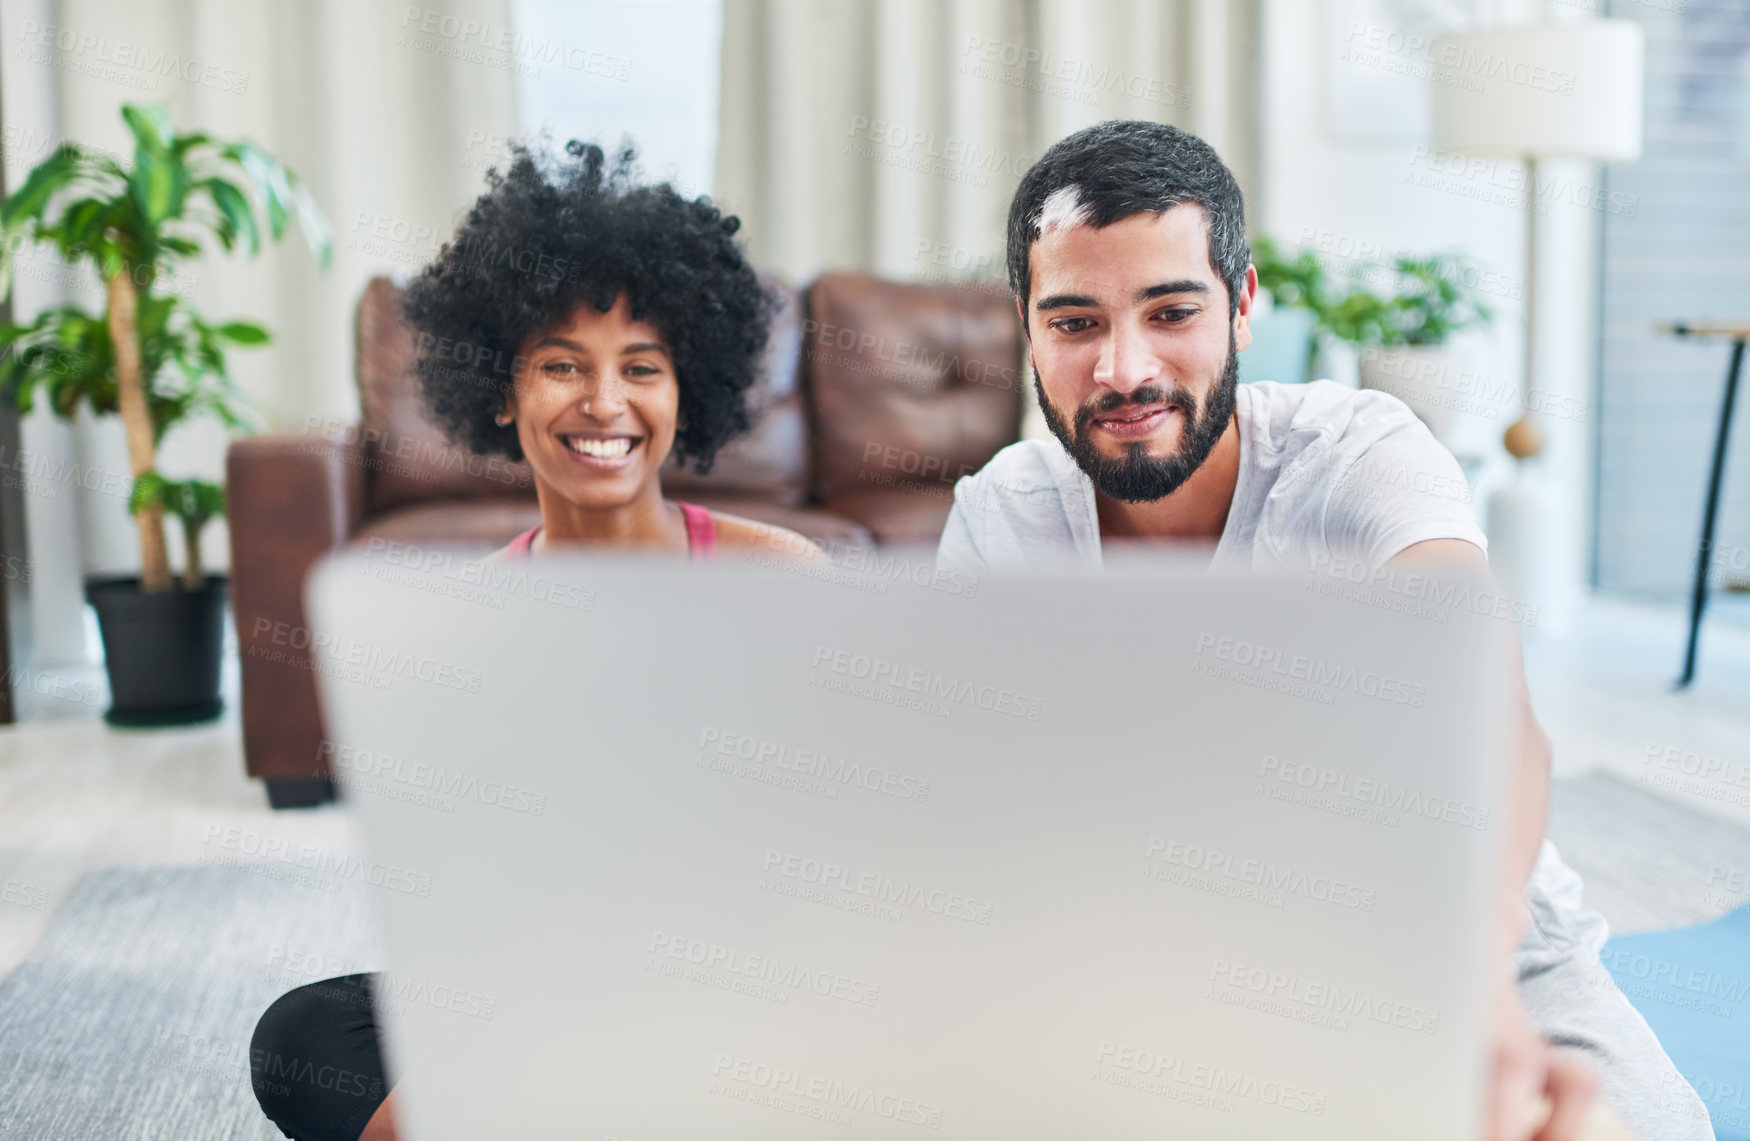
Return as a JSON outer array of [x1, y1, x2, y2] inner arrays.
[[250, 140, 818, 1141]]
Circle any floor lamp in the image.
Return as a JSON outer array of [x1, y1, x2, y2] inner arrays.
[[1429, 22, 1644, 626]]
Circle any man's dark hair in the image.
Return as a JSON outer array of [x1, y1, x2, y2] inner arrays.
[[402, 140, 774, 472], [1006, 120, 1249, 316]]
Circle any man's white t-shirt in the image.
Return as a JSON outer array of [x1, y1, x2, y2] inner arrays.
[[937, 379, 1486, 576], [932, 379, 1716, 1139]]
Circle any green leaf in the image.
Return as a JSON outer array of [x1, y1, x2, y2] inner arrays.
[[227, 144, 288, 241], [57, 197, 112, 251], [135, 294, 175, 339], [0, 145, 86, 299], [295, 189, 333, 269], [1, 144, 83, 229], [120, 104, 175, 154], [205, 179, 258, 255], [171, 132, 213, 159], [131, 145, 185, 225], [215, 321, 269, 345], [158, 477, 225, 523], [0, 109, 322, 463], [214, 142, 328, 269], [129, 469, 169, 516]]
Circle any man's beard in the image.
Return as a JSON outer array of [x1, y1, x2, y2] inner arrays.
[[1035, 333, 1238, 503]]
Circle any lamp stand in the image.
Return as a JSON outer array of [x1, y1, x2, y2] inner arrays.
[[1487, 155, 1555, 634], [1504, 155, 1543, 463]]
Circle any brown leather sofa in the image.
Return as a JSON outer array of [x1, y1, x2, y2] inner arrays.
[[227, 272, 1025, 806]]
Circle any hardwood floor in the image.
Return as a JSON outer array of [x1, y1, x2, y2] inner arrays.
[[0, 664, 365, 981], [1528, 594, 1750, 830]]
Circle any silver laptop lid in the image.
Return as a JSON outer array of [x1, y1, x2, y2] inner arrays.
[[307, 547, 1509, 1140]]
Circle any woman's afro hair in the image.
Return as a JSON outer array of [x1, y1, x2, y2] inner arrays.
[[401, 140, 775, 472]]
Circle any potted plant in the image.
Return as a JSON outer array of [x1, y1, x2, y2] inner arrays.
[[1342, 255, 1492, 442], [1253, 238, 1492, 441], [0, 103, 329, 725], [1251, 235, 1339, 382]]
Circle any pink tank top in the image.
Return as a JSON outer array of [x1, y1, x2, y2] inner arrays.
[[503, 501, 717, 560]]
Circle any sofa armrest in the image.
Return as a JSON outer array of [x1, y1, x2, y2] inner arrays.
[[226, 433, 366, 781]]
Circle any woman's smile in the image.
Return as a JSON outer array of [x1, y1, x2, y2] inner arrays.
[[560, 431, 642, 467]]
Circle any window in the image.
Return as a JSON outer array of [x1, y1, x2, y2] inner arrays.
[[514, 0, 723, 197]]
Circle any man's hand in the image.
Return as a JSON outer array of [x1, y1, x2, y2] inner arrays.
[[1492, 977, 1598, 1141]]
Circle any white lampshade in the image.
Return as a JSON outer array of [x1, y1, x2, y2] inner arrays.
[[1431, 22, 1644, 160]]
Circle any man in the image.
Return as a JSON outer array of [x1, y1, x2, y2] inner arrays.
[[938, 121, 1709, 1141]]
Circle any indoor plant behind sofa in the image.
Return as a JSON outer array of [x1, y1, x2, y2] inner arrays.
[[0, 103, 329, 724]]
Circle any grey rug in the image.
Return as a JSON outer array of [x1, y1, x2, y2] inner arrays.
[[0, 866, 381, 1141]]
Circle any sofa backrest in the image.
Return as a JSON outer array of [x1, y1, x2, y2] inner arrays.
[[659, 279, 810, 507], [353, 276, 812, 515], [804, 273, 1024, 527], [355, 277, 535, 514]]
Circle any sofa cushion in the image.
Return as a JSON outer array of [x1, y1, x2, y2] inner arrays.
[[803, 274, 1023, 537], [660, 279, 809, 507]]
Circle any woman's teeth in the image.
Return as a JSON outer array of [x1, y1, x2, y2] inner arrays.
[[567, 437, 633, 459]]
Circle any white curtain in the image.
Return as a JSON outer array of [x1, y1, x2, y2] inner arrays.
[[2, 0, 1258, 665], [715, 0, 1260, 285]]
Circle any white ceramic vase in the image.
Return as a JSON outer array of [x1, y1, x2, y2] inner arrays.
[[1357, 345, 1459, 444]]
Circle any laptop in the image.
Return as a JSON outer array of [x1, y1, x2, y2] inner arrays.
[[306, 545, 1510, 1140]]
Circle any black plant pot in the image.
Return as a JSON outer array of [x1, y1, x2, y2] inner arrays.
[[85, 575, 228, 727]]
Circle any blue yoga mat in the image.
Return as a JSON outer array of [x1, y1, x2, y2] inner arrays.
[[1602, 902, 1750, 1141]]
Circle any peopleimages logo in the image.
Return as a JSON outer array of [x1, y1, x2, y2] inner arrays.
[[698, 727, 930, 803], [1207, 956, 1441, 1035], [1258, 754, 1490, 831], [1144, 836, 1377, 912], [362, 537, 595, 611], [200, 825, 433, 898], [648, 932, 880, 1006], [320, 742, 546, 815], [249, 619, 484, 694], [1193, 632, 1426, 708], [1093, 1040, 1327, 1116], [762, 849, 994, 924], [1598, 948, 1750, 1005], [1309, 552, 1539, 627], [809, 645, 1044, 720], [710, 1054, 945, 1129]]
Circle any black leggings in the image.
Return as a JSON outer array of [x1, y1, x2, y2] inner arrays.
[[251, 974, 392, 1141]]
